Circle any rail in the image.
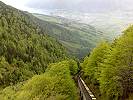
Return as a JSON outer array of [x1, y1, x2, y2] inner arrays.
[[78, 76, 96, 100]]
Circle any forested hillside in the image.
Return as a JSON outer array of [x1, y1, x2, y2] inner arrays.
[[33, 13, 106, 59], [0, 60, 79, 100], [0, 2, 82, 100], [82, 26, 133, 100], [0, 1, 66, 87], [0, 1, 133, 100]]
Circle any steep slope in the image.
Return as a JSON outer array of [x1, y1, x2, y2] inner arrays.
[[0, 1, 66, 87], [33, 13, 106, 59]]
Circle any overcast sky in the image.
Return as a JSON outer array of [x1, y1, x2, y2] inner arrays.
[[1, 0, 133, 13]]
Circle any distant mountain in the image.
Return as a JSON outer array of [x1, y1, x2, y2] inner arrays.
[[46, 9, 133, 39], [33, 13, 106, 59]]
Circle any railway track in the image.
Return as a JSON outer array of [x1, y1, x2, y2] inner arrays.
[[78, 76, 96, 100]]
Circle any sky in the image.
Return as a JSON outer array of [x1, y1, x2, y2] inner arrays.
[[1, 0, 133, 13]]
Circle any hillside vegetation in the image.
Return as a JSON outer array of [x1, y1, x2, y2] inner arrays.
[[0, 1, 133, 100], [33, 13, 106, 59], [82, 26, 133, 100], [0, 2, 81, 100], [0, 1, 66, 87], [0, 60, 79, 100]]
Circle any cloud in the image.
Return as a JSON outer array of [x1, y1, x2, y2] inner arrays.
[[1, 0, 133, 13], [25, 0, 133, 12], [1, 0, 31, 10], [26, 0, 79, 10]]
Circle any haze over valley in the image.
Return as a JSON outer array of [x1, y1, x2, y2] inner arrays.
[[0, 0, 133, 100]]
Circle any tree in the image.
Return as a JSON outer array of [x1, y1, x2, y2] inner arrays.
[[15, 61, 78, 100], [0, 2, 67, 86], [82, 41, 110, 84], [99, 26, 133, 99]]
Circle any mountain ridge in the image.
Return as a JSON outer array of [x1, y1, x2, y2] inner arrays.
[[32, 13, 107, 59]]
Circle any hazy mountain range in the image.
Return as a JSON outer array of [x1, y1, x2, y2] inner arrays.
[[47, 9, 133, 38]]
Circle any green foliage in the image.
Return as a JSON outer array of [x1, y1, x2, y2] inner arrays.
[[82, 26, 133, 100], [0, 60, 79, 100], [68, 59, 79, 75], [0, 57, 34, 86], [0, 82, 24, 100], [0, 1, 66, 87], [0, 2, 79, 100], [14, 61, 78, 100], [99, 26, 133, 99], [82, 41, 110, 84], [33, 13, 107, 59]]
